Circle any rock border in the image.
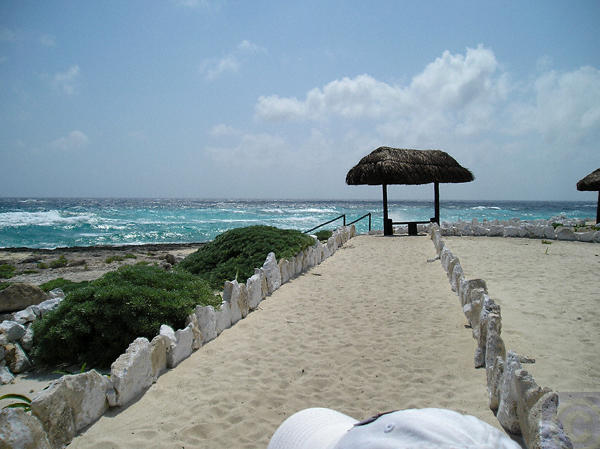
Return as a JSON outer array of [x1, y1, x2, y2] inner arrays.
[[0, 225, 356, 449], [430, 223, 573, 449]]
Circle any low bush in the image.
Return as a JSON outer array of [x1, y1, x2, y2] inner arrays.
[[0, 264, 16, 279], [48, 256, 69, 269], [31, 265, 220, 368], [105, 255, 124, 264], [39, 278, 90, 294], [315, 230, 333, 241], [0, 282, 10, 292], [178, 226, 315, 289]]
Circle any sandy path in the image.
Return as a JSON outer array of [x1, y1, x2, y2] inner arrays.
[[443, 236, 600, 392], [68, 235, 503, 449]]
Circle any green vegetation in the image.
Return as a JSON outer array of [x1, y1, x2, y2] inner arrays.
[[40, 277, 90, 294], [0, 394, 32, 412], [0, 282, 10, 292], [541, 240, 553, 245], [105, 255, 125, 264], [315, 229, 333, 242], [37, 262, 49, 269], [48, 256, 69, 269], [178, 226, 315, 289], [32, 264, 220, 368], [0, 263, 16, 279]]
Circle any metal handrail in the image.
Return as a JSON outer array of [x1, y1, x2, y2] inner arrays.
[[304, 214, 346, 234], [347, 212, 371, 231]]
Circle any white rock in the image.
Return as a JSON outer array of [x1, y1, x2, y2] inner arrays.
[[185, 313, 202, 350], [575, 231, 595, 242], [5, 343, 32, 373], [20, 326, 34, 352], [195, 305, 217, 343], [0, 408, 51, 449], [254, 268, 269, 299], [163, 324, 194, 368], [238, 283, 249, 319], [0, 363, 15, 384], [150, 334, 169, 381], [13, 306, 38, 325], [556, 227, 576, 241], [0, 320, 26, 342], [215, 301, 231, 335], [36, 297, 62, 317], [520, 389, 572, 449], [110, 337, 153, 407], [246, 274, 262, 310], [279, 259, 291, 285], [450, 262, 463, 292], [48, 288, 65, 299], [496, 351, 522, 433], [224, 280, 242, 325], [594, 231, 600, 243], [262, 252, 282, 294], [31, 370, 110, 448]]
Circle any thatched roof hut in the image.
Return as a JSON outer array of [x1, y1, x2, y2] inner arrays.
[[576, 168, 600, 223], [346, 147, 474, 235], [346, 147, 474, 185]]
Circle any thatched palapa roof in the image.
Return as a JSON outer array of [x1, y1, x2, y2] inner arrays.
[[346, 147, 474, 186], [576, 168, 600, 191]]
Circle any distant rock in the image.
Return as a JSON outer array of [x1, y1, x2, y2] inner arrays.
[[0, 283, 48, 313]]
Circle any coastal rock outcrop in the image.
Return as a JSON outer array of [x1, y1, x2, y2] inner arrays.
[[109, 337, 153, 407], [0, 408, 51, 449]]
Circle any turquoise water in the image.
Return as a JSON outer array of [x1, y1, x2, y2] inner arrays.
[[0, 198, 596, 249]]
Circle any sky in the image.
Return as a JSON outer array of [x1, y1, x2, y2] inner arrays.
[[1, 0, 599, 201]]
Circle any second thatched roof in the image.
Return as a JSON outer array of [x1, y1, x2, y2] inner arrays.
[[346, 147, 474, 186], [576, 168, 600, 191]]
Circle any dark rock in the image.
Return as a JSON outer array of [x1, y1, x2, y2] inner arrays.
[[0, 283, 49, 313]]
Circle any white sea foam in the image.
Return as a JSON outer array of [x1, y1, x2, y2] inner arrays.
[[471, 206, 501, 210], [287, 208, 338, 214], [0, 210, 98, 227]]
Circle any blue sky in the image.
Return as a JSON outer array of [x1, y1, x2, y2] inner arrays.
[[1, 0, 599, 200]]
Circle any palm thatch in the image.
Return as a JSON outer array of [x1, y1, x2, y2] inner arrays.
[[576, 168, 600, 191], [346, 147, 474, 186]]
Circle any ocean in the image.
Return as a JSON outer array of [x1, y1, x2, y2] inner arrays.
[[0, 198, 596, 249]]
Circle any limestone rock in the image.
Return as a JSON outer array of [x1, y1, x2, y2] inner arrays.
[[110, 337, 153, 407], [31, 370, 110, 448], [0, 408, 51, 449], [185, 313, 202, 350], [48, 288, 65, 299], [5, 342, 32, 373], [556, 227, 576, 241], [575, 231, 595, 242], [521, 391, 573, 449], [246, 274, 262, 310], [496, 351, 523, 433], [0, 283, 48, 313], [0, 362, 15, 384], [459, 279, 487, 307], [450, 262, 463, 292], [163, 324, 194, 368], [215, 301, 232, 335], [238, 283, 249, 319], [262, 252, 282, 294], [36, 297, 62, 318], [254, 268, 269, 299], [20, 325, 34, 352], [487, 355, 505, 411], [279, 259, 291, 285], [150, 334, 169, 381], [0, 320, 26, 342], [195, 305, 217, 343], [224, 280, 242, 325], [13, 306, 39, 325]]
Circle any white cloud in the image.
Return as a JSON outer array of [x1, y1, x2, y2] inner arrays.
[[53, 65, 81, 95], [199, 40, 265, 81], [50, 130, 89, 151], [199, 55, 240, 81], [40, 34, 56, 47], [210, 123, 240, 137]]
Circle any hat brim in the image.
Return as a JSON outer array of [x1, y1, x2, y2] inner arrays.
[[267, 408, 357, 449]]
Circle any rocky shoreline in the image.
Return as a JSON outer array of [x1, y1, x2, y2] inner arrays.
[[0, 243, 205, 286]]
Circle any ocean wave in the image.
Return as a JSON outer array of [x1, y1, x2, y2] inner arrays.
[[0, 210, 98, 228], [471, 206, 501, 210], [287, 208, 338, 214]]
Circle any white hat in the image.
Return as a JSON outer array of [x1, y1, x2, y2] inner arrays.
[[267, 407, 521, 449]]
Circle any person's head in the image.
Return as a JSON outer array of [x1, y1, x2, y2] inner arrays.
[[267, 407, 521, 449]]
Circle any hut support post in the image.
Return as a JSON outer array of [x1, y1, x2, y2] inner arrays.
[[597, 191, 600, 224], [434, 182, 440, 224], [382, 183, 392, 236]]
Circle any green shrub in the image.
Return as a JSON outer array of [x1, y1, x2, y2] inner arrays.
[[39, 278, 90, 294], [0, 264, 16, 279], [125, 253, 137, 259], [48, 256, 68, 269], [178, 226, 315, 289], [31, 265, 220, 368], [105, 255, 124, 264], [37, 262, 49, 269], [0, 282, 10, 292], [315, 230, 333, 241]]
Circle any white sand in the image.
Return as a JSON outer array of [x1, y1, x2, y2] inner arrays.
[[443, 236, 600, 392], [68, 235, 504, 449]]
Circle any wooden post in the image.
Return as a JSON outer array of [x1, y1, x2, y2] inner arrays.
[[434, 182, 440, 224], [597, 191, 600, 224], [382, 183, 392, 235]]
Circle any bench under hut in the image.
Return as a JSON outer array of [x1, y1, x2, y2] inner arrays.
[[346, 147, 474, 235]]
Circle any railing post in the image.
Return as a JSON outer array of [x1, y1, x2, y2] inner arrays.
[[343, 214, 346, 226], [368, 213, 371, 231]]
